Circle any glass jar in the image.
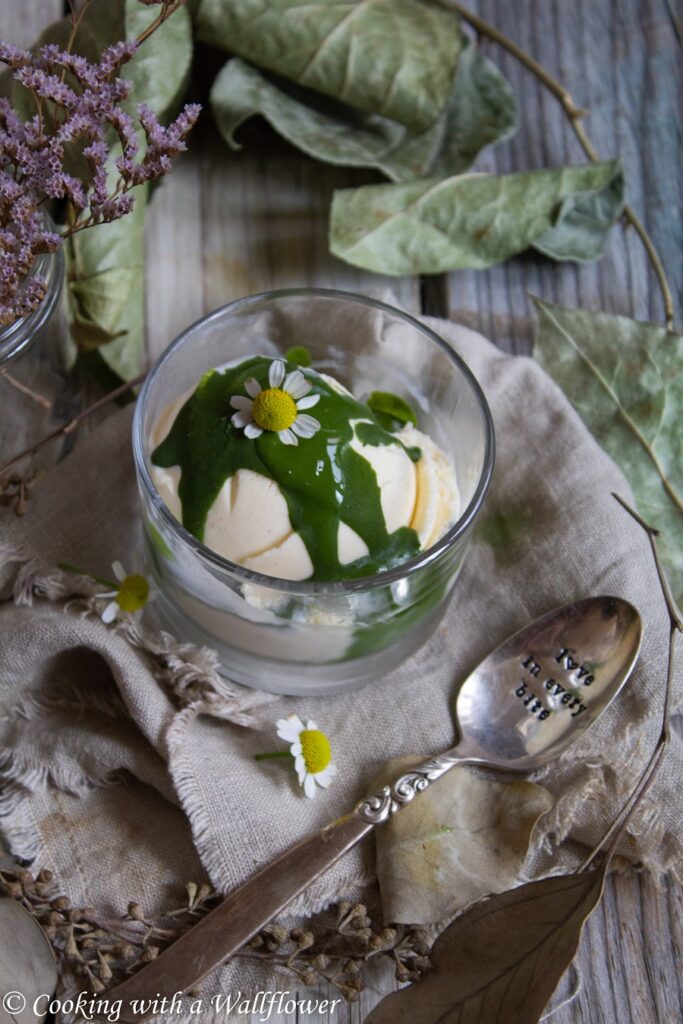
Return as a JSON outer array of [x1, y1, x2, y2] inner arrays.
[[133, 289, 495, 696], [0, 246, 76, 470]]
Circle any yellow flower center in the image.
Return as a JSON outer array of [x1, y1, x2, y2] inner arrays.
[[116, 574, 149, 613], [252, 388, 297, 432], [300, 729, 332, 774]]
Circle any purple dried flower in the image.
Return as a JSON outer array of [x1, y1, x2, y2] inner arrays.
[[0, 26, 200, 328]]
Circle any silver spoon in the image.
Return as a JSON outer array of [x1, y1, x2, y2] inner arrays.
[[109, 595, 641, 1020]]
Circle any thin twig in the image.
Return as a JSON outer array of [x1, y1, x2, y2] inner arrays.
[[136, 0, 188, 46], [0, 368, 52, 408], [442, 1, 676, 329], [580, 494, 681, 871], [0, 371, 146, 477]]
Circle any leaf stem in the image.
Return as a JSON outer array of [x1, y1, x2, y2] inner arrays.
[[580, 494, 681, 870], [0, 371, 146, 478], [442, 1, 676, 329], [254, 751, 294, 761], [136, 0, 188, 47]]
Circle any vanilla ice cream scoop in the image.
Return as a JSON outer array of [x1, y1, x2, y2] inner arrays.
[[150, 356, 459, 582]]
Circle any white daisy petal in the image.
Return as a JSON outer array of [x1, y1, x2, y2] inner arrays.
[[269, 360, 285, 388], [283, 370, 310, 400], [291, 742, 303, 756], [231, 411, 252, 428], [278, 428, 298, 446], [303, 773, 317, 798], [112, 561, 125, 582], [296, 394, 319, 410], [244, 377, 261, 398], [291, 414, 320, 439], [295, 763, 307, 785], [306, 719, 319, 732], [291, 417, 317, 439], [294, 753, 306, 776], [276, 714, 305, 742], [244, 423, 263, 439], [315, 765, 337, 788], [230, 395, 253, 411], [101, 601, 118, 624]]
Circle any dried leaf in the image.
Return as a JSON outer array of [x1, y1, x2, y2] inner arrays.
[[210, 39, 515, 181], [366, 865, 607, 1024], [329, 161, 623, 275], [198, 0, 462, 133], [17, 0, 193, 382], [0, 898, 57, 1024], [375, 758, 553, 925], [533, 298, 683, 606]]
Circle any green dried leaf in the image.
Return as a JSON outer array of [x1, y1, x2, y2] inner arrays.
[[375, 758, 553, 925], [533, 297, 683, 605], [58, 0, 193, 381], [210, 39, 515, 181], [366, 865, 607, 1024], [330, 161, 624, 275], [284, 345, 312, 367], [197, 0, 462, 133], [368, 391, 417, 430]]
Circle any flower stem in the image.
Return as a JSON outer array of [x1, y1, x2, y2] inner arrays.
[[254, 751, 294, 761], [58, 561, 117, 589], [442, 1, 676, 330]]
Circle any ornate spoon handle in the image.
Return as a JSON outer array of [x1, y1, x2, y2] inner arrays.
[[108, 746, 476, 1022], [355, 747, 481, 823]]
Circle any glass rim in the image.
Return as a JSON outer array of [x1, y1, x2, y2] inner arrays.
[[0, 246, 65, 367], [132, 287, 496, 595]]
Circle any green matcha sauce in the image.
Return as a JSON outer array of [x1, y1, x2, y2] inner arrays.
[[151, 356, 423, 582]]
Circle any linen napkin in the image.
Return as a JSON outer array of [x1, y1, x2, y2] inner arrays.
[[0, 318, 680, 1000]]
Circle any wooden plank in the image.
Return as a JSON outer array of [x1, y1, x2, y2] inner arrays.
[[0, 0, 62, 48], [443, 0, 682, 352], [145, 123, 421, 362]]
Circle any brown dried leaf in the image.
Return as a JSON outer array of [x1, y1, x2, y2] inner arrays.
[[375, 757, 553, 924], [366, 864, 607, 1024]]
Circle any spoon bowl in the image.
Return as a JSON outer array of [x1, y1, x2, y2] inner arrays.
[[454, 595, 642, 771]]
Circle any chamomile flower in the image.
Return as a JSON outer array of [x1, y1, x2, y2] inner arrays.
[[276, 713, 337, 798], [230, 359, 320, 446], [97, 561, 152, 624]]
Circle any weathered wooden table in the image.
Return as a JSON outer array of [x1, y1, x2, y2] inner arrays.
[[3, 2, 681, 1021]]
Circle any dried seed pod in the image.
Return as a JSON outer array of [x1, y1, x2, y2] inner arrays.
[[65, 927, 80, 959], [50, 895, 70, 911], [312, 953, 329, 971], [141, 945, 159, 962], [127, 902, 145, 922], [113, 943, 135, 959], [97, 951, 113, 981], [37, 869, 53, 883], [196, 884, 213, 904], [186, 882, 198, 908]]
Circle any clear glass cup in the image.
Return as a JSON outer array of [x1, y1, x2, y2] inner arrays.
[[0, 247, 78, 474], [133, 289, 495, 695]]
